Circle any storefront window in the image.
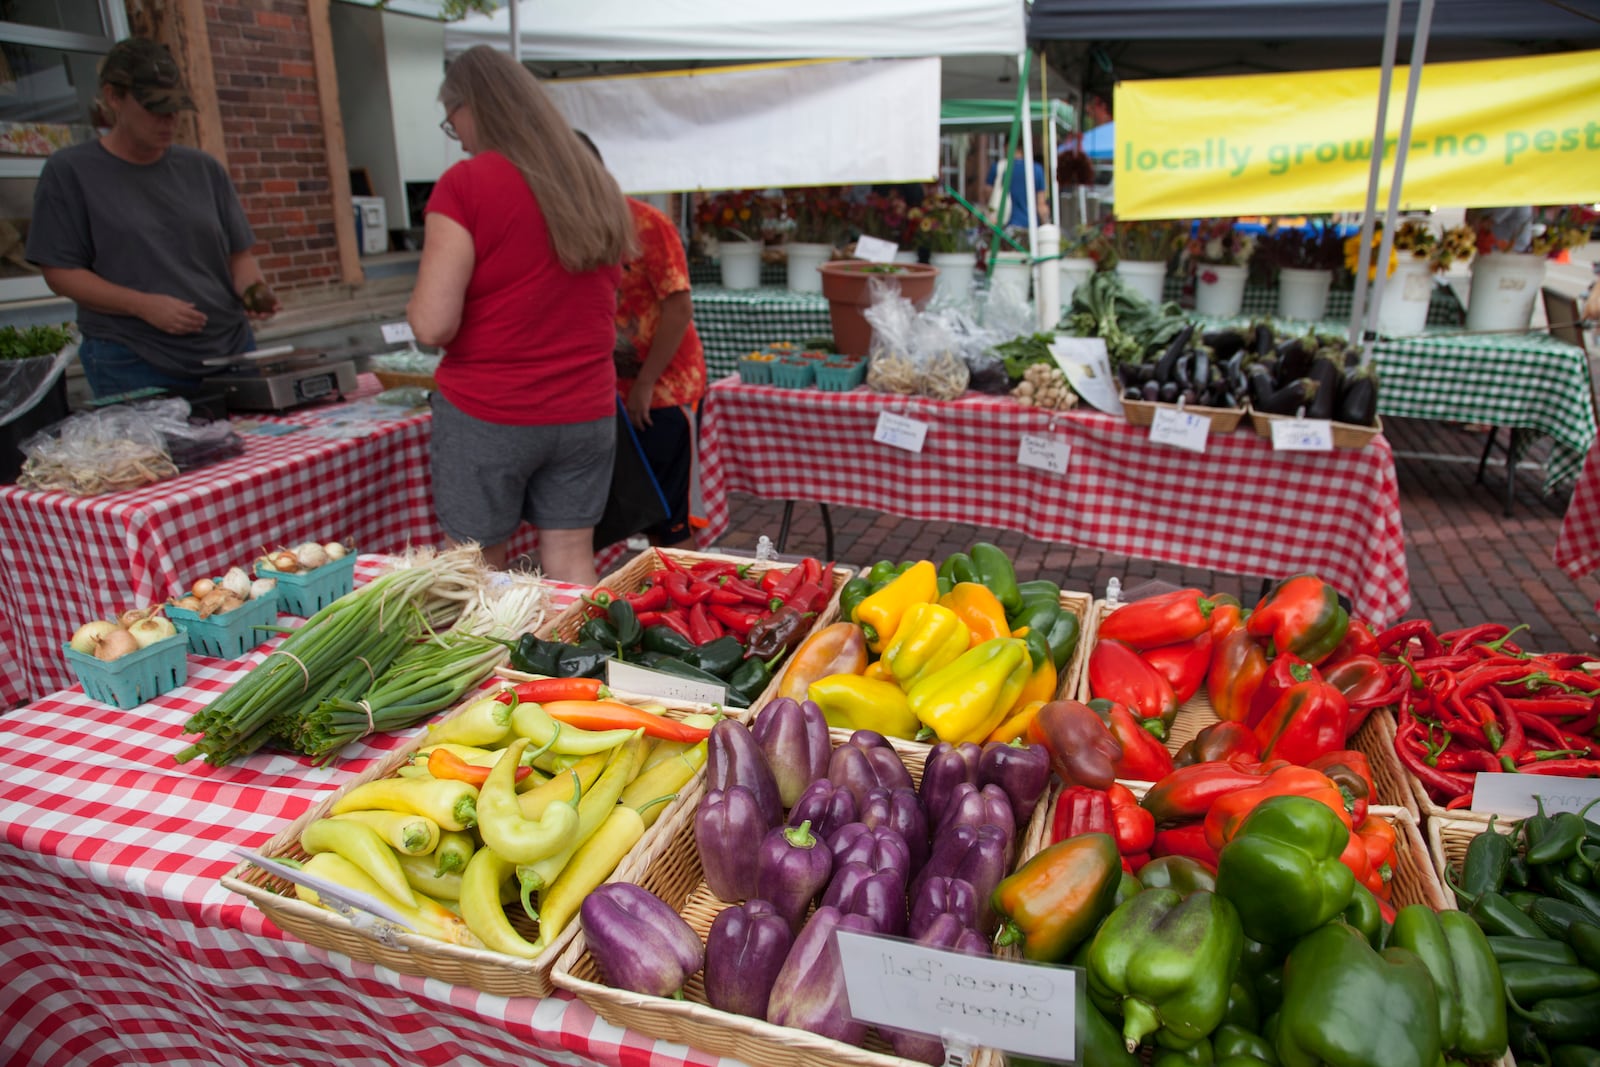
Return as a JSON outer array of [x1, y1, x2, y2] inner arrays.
[[1, 0, 114, 38]]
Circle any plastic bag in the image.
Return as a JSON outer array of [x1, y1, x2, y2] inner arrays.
[[907, 313, 969, 400], [17, 404, 177, 495], [130, 398, 245, 470], [0, 343, 76, 428], [925, 307, 1009, 395], [864, 277, 921, 395]]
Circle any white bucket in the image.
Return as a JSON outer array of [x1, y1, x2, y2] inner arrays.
[[930, 251, 977, 304], [990, 253, 1032, 305], [1376, 257, 1435, 337], [1116, 259, 1168, 305], [1466, 253, 1546, 332], [894, 250, 920, 264], [1058, 256, 1096, 317], [1194, 263, 1249, 317], [1277, 267, 1334, 323], [784, 242, 832, 293], [718, 241, 762, 290]]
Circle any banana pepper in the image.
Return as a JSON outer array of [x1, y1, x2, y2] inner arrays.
[[807, 673, 919, 739], [852, 559, 938, 653], [883, 603, 971, 689], [939, 582, 1012, 646], [907, 636, 1030, 743]]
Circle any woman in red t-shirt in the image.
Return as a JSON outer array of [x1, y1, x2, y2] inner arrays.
[[407, 45, 634, 583]]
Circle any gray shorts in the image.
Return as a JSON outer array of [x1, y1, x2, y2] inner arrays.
[[430, 392, 616, 544]]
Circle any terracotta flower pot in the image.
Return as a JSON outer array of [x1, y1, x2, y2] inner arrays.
[[817, 261, 939, 357]]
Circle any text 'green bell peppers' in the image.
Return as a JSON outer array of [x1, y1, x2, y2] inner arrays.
[[1086, 887, 1244, 1053], [1275, 922, 1441, 1067], [1215, 794, 1354, 945]]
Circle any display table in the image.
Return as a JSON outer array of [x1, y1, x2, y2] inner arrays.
[[698, 379, 1410, 625], [1555, 443, 1600, 580], [0, 558, 738, 1067], [691, 286, 831, 378]]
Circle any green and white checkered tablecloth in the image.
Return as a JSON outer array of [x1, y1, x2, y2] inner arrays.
[[689, 262, 787, 288], [1160, 276, 1465, 325], [692, 286, 834, 379]]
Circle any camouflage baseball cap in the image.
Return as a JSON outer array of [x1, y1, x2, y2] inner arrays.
[[99, 38, 194, 114]]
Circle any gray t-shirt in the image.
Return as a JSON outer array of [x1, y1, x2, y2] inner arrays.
[[26, 141, 255, 376]]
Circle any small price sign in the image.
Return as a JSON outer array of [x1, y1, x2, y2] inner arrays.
[[853, 235, 900, 263], [1149, 407, 1209, 454], [1471, 773, 1600, 817], [380, 321, 416, 345], [1017, 433, 1070, 475], [874, 411, 929, 453], [1270, 418, 1334, 453], [607, 659, 727, 706]]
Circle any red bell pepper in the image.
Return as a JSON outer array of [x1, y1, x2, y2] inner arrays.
[[1247, 573, 1350, 665], [1323, 616, 1381, 668], [1087, 638, 1179, 736], [1248, 654, 1317, 728], [1139, 758, 1272, 825], [1089, 699, 1176, 783], [1141, 631, 1213, 705], [1253, 676, 1350, 765], [1096, 588, 1217, 651], [1306, 750, 1376, 826], [1208, 604, 1270, 724], [1323, 654, 1399, 735], [1173, 721, 1262, 767], [1203, 764, 1352, 851], [1151, 823, 1220, 870], [1107, 782, 1156, 855], [1050, 785, 1114, 843]]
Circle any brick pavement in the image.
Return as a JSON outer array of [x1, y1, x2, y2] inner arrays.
[[708, 415, 1600, 654]]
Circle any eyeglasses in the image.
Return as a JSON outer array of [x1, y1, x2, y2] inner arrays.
[[440, 107, 460, 141]]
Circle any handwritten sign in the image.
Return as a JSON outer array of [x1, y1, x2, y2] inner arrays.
[[875, 411, 929, 453], [380, 321, 415, 345], [1149, 407, 1210, 454], [1017, 433, 1071, 475], [1471, 773, 1600, 817], [854, 235, 900, 264], [1049, 336, 1122, 415], [1270, 418, 1334, 453], [836, 929, 1081, 1062], [607, 659, 726, 706]]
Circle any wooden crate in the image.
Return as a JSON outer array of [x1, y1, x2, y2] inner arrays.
[[1247, 408, 1383, 450], [1123, 399, 1246, 433], [551, 728, 1050, 1067], [221, 687, 712, 998]]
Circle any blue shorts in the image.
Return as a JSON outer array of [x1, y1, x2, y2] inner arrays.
[[79, 334, 256, 400]]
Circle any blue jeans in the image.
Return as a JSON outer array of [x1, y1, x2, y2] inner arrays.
[[79, 333, 256, 400]]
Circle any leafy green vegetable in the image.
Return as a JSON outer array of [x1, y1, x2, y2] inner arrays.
[[0, 323, 73, 362], [995, 332, 1057, 381], [1064, 270, 1188, 366]]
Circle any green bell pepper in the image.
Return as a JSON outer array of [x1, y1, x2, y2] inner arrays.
[[1214, 1025, 1278, 1066], [970, 542, 1022, 614], [838, 576, 873, 623], [1223, 981, 1261, 1032], [1275, 922, 1441, 1067], [1086, 888, 1243, 1052], [1046, 610, 1083, 672], [1342, 883, 1386, 949], [1153, 1037, 1215, 1067], [1215, 795, 1355, 945], [939, 551, 980, 587]]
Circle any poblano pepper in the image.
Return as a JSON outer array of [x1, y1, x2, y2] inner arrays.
[[1215, 794, 1354, 945]]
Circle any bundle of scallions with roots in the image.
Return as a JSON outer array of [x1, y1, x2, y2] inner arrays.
[[177, 545, 545, 767]]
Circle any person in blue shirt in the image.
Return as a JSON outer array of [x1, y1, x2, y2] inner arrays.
[[982, 145, 1049, 231]]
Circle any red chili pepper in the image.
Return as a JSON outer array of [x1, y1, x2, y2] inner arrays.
[[1531, 652, 1595, 671], [1376, 618, 1443, 659], [1141, 631, 1213, 705], [689, 560, 739, 580], [759, 568, 785, 594], [687, 601, 718, 645], [1441, 623, 1512, 656], [655, 550, 687, 574], [800, 557, 824, 586], [1407, 653, 1481, 674], [582, 588, 619, 619], [1519, 759, 1600, 777], [655, 608, 694, 641], [1486, 687, 1527, 762], [705, 584, 744, 606], [786, 580, 830, 616], [1434, 748, 1503, 774], [1395, 703, 1475, 802], [625, 584, 669, 613], [768, 566, 806, 603], [542, 699, 712, 742], [708, 602, 760, 636], [635, 610, 665, 627], [720, 575, 774, 607], [504, 678, 608, 703], [427, 748, 533, 787]]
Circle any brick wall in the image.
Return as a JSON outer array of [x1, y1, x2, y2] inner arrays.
[[205, 0, 343, 293]]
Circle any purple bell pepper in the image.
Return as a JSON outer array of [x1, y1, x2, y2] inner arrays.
[[826, 743, 880, 810], [918, 741, 982, 826], [847, 731, 915, 794], [695, 785, 768, 903], [787, 778, 858, 842], [907, 875, 978, 939], [703, 898, 793, 1020], [766, 906, 876, 1043], [834, 866, 906, 936], [977, 739, 1052, 827], [858, 786, 929, 875], [911, 822, 1010, 934], [936, 782, 1015, 844], [756, 819, 834, 934], [827, 822, 910, 885], [707, 718, 782, 828], [820, 860, 875, 912], [886, 913, 992, 1064], [580, 883, 703, 999], [751, 697, 831, 808]]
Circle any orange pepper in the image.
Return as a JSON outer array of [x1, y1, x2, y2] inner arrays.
[[862, 659, 897, 683], [1203, 764, 1352, 852], [986, 699, 1046, 744], [775, 621, 868, 701], [939, 582, 1011, 647], [1354, 813, 1398, 901]]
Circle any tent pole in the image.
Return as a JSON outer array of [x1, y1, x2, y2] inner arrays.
[[1366, 0, 1435, 341], [1019, 51, 1040, 290], [509, 0, 520, 62], [1044, 53, 1058, 228], [1349, 0, 1405, 347]]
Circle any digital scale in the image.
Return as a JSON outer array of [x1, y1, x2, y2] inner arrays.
[[202, 344, 359, 413]]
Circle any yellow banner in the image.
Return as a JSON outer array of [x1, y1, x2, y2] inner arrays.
[[1115, 50, 1600, 220]]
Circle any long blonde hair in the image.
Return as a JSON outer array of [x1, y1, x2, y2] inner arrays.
[[441, 46, 634, 272]]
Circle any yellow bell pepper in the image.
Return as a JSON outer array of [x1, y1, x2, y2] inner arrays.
[[882, 603, 971, 690], [938, 582, 1011, 648], [986, 634, 1056, 743], [906, 637, 1031, 744], [852, 560, 938, 653], [807, 673, 920, 739]]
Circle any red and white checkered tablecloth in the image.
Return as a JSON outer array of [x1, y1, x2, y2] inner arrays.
[[698, 379, 1411, 626], [1555, 443, 1600, 581], [0, 558, 744, 1067]]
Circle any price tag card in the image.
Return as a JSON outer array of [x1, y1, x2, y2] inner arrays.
[[607, 659, 726, 706], [1270, 418, 1334, 453], [854, 235, 900, 263], [836, 929, 1083, 1063], [1017, 433, 1070, 475], [1048, 336, 1122, 416], [1471, 773, 1600, 817], [1149, 407, 1210, 454], [874, 411, 929, 453], [380, 321, 415, 345]]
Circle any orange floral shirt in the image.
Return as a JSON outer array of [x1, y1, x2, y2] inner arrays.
[[615, 198, 706, 409]]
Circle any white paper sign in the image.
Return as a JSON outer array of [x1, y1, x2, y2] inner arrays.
[[1048, 336, 1123, 416], [1017, 433, 1071, 475], [1471, 773, 1600, 817], [836, 929, 1081, 1062], [606, 659, 727, 706], [874, 411, 929, 453], [1270, 418, 1334, 453], [854, 235, 900, 264], [380, 321, 415, 345], [1149, 407, 1210, 454]]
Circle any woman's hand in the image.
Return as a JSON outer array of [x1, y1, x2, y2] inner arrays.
[[140, 293, 207, 335]]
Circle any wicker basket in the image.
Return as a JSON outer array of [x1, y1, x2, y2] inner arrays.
[[373, 370, 437, 391], [1428, 813, 1520, 903], [1122, 399, 1246, 433], [552, 728, 1045, 1067], [1247, 408, 1383, 450], [221, 689, 711, 998]]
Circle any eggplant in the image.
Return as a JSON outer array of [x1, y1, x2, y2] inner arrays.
[[1343, 346, 1364, 370], [1118, 362, 1144, 390], [696, 786, 767, 902], [977, 740, 1050, 827], [1276, 336, 1314, 382], [704, 899, 792, 1019], [858, 786, 930, 875], [1137, 361, 1159, 384], [1141, 380, 1162, 402], [787, 779, 858, 842], [887, 913, 992, 1064], [750, 698, 831, 808], [919, 742, 981, 826], [1201, 328, 1248, 361], [1124, 386, 1144, 400], [908, 876, 979, 939], [1158, 381, 1181, 403], [707, 719, 781, 828], [1337, 366, 1380, 427], [757, 820, 834, 934], [1306, 355, 1344, 420], [580, 883, 703, 998], [766, 907, 876, 1042], [828, 822, 911, 885], [1153, 322, 1195, 383], [1258, 377, 1319, 416], [1253, 322, 1275, 357], [1192, 347, 1210, 390]]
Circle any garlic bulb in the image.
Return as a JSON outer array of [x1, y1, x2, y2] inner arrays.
[[220, 566, 252, 600], [249, 577, 277, 600], [293, 541, 330, 570]]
